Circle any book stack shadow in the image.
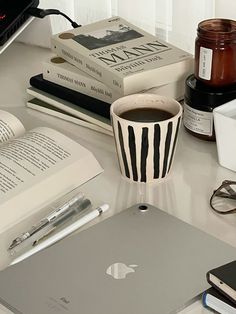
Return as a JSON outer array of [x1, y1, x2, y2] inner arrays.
[[27, 16, 194, 136], [203, 260, 236, 313]]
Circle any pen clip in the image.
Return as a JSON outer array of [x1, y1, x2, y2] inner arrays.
[[32, 198, 92, 247], [8, 190, 85, 251]]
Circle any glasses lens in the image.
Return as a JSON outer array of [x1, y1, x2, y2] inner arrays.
[[211, 183, 236, 213]]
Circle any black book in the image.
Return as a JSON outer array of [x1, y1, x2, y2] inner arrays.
[[30, 74, 111, 119], [207, 260, 236, 305], [203, 287, 236, 313]]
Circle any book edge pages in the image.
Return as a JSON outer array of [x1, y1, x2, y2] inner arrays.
[[42, 58, 121, 103], [26, 87, 112, 132], [205, 292, 236, 313], [26, 98, 113, 137]]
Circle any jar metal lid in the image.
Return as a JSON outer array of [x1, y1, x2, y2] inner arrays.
[[185, 74, 236, 110]]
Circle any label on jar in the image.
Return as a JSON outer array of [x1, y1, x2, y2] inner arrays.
[[199, 47, 213, 80], [183, 103, 213, 136]]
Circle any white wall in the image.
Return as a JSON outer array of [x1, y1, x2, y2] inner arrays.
[[162, 0, 215, 53], [18, 0, 236, 52], [215, 0, 236, 19]]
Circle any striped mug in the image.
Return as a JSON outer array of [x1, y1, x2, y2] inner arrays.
[[110, 94, 182, 183]]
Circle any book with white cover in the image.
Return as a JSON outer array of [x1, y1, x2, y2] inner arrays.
[[51, 16, 193, 94], [27, 97, 113, 136], [43, 56, 121, 104], [43, 57, 185, 103], [26, 86, 112, 132], [0, 110, 103, 248]]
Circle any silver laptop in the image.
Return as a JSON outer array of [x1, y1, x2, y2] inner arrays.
[[0, 203, 235, 314]]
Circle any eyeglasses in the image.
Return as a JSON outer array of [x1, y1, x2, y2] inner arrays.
[[210, 180, 236, 214]]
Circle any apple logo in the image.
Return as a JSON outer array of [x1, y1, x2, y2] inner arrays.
[[106, 262, 138, 279]]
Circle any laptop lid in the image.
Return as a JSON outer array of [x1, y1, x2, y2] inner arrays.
[[0, 203, 235, 314]]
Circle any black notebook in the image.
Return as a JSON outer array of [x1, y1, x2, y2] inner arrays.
[[30, 74, 111, 119], [207, 260, 236, 304]]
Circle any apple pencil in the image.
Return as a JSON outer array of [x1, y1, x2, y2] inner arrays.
[[10, 204, 109, 266]]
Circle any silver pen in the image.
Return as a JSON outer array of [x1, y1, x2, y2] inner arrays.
[[32, 198, 92, 246], [8, 192, 85, 250]]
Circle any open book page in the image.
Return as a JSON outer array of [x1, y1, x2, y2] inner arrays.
[[0, 124, 103, 234], [0, 110, 25, 144]]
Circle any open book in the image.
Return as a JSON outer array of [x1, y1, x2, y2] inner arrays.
[[0, 110, 103, 236]]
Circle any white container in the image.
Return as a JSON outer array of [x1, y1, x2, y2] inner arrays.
[[213, 99, 236, 171]]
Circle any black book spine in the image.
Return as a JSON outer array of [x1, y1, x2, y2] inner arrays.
[[30, 74, 111, 119]]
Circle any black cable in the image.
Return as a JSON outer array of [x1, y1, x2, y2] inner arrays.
[[27, 7, 81, 28]]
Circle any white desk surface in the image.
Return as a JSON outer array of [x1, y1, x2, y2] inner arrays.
[[0, 42, 236, 314]]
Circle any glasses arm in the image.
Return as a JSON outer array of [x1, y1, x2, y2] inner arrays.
[[225, 184, 236, 196], [210, 181, 236, 214], [214, 190, 236, 200]]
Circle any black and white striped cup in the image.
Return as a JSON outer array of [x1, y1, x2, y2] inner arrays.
[[110, 94, 182, 183]]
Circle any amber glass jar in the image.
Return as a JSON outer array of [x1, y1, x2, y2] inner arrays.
[[195, 18, 236, 87]]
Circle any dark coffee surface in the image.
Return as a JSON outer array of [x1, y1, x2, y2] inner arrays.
[[120, 108, 173, 122]]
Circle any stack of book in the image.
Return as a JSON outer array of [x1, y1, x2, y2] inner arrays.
[[26, 16, 194, 135], [203, 260, 236, 313]]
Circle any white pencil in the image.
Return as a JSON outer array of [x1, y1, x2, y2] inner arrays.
[[10, 204, 109, 266]]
